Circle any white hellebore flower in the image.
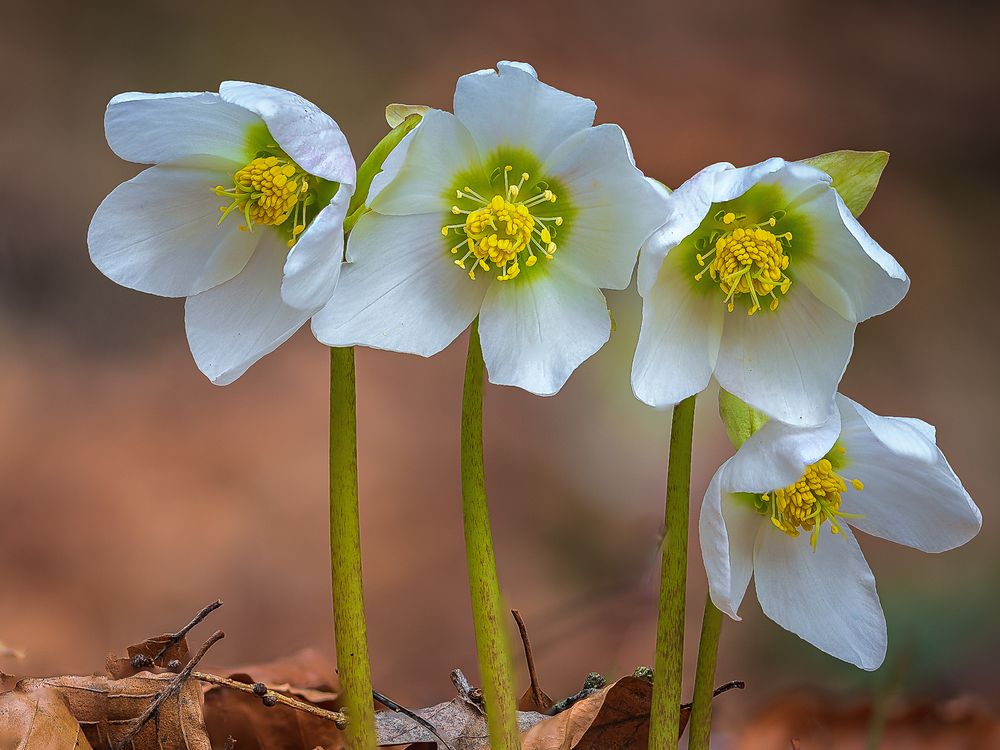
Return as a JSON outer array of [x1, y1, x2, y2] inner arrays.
[[89, 82, 356, 384], [312, 62, 667, 396], [700, 394, 981, 669], [632, 158, 909, 425]]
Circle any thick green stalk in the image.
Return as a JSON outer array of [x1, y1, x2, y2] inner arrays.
[[461, 321, 520, 750], [649, 395, 697, 750], [329, 346, 376, 750], [688, 595, 724, 750]]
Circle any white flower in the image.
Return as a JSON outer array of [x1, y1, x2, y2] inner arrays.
[[700, 394, 981, 669], [312, 62, 668, 396], [88, 82, 356, 384], [632, 158, 909, 425]]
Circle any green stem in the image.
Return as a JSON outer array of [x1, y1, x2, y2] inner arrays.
[[460, 321, 520, 750], [688, 594, 724, 750], [649, 395, 697, 750], [329, 346, 376, 750]]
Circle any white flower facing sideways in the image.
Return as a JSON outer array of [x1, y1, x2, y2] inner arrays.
[[701, 394, 981, 669], [312, 62, 668, 396], [632, 158, 910, 425], [88, 82, 356, 384]]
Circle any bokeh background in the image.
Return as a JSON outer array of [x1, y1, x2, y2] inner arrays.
[[2, 0, 998, 745]]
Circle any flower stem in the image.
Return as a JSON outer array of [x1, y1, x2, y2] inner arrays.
[[649, 395, 697, 750], [688, 594, 724, 750], [461, 321, 520, 750], [329, 346, 376, 750]]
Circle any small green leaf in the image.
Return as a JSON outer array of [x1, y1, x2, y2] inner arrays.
[[799, 149, 889, 217], [718, 389, 769, 449], [345, 112, 423, 232]]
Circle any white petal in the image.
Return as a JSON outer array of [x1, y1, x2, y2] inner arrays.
[[312, 212, 485, 356], [754, 523, 887, 670], [699, 462, 762, 619], [637, 163, 729, 297], [367, 127, 417, 206], [715, 287, 854, 426], [185, 233, 310, 385], [453, 62, 596, 161], [88, 158, 258, 297], [542, 124, 668, 289], [219, 81, 355, 185], [631, 264, 723, 408], [104, 91, 259, 165], [795, 190, 909, 323], [723, 407, 841, 493], [478, 269, 610, 396], [369, 110, 480, 215], [837, 396, 982, 552], [280, 183, 353, 311]]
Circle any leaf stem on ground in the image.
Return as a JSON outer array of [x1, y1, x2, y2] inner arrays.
[[688, 594, 724, 750], [329, 346, 376, 750], [649, 395, 697, 750], [460, 321, 520, 750]]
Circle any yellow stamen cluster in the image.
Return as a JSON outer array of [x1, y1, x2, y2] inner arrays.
[[695, 212, 792, 315], [760, 456, 865, 550], [442, 165, 562, 281], [215, 155, 311, 248]]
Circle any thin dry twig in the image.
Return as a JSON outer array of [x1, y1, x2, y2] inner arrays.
[[512, 609, 547, 709], [192, 671, 348, 729], [373, 688, 455, 750], [679, 680, 746, 711], [450, 669, 484, 711], [153, 599, 223, 664], [114, 630, 225, 750]]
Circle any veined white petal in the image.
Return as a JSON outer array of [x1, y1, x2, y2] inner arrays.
[[185, 232, 311, 385], [88, 158, 258, 298], [542, 124, 668, 289], [754, 523, 887, 670], [795, 190, 909, 323], [453, 62, 596, 161], [105, 91, 259, 165], [280, 183, 353, 311], [637, 163, 729, 297], [312, 212, 485, 355], [478, 269, 610, 396], [723, 406, 841, 493], [715, 287, 854, 426], [837, 395, 982, 552], [369, 110, 481, 216], [367, 127, 417, 207], [631, 263, 723, 408], [700, 463, 762, 619], [219, 81, 356, 186]]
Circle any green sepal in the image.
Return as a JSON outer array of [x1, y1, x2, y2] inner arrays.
[[799, 149, 889, 217], [718, 389, 769, 449], [344, 112, 423, 233]]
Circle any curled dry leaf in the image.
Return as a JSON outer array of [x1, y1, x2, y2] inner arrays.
[[375, 694, 546, 749], [0, 686, 94, 750], [201, 649, 345, 750]]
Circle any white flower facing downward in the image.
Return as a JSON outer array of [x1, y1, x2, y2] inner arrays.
[[312, 62, 668, 396], [632, 158, 909, 425], [700, 394, 981, 669], [88, 82, 356, 384]]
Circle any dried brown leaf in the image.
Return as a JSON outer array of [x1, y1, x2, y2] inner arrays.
[[518, 686, 555, 714], [201, 649, 345, 750], [375, 695, 545, 749], [0, 686, 94, 749], [16, 673, 211, 750]]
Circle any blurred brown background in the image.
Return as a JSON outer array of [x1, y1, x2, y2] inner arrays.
[[2, 0, 998, 745]]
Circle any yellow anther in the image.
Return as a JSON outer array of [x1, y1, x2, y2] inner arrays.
[[851, 479, 865, 491], [723, 212, 736, 224], [452, 206, 462, 214], [526, 255, 537, 267], [216, 154, 311, 246], [540, 228, 552, 244]]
